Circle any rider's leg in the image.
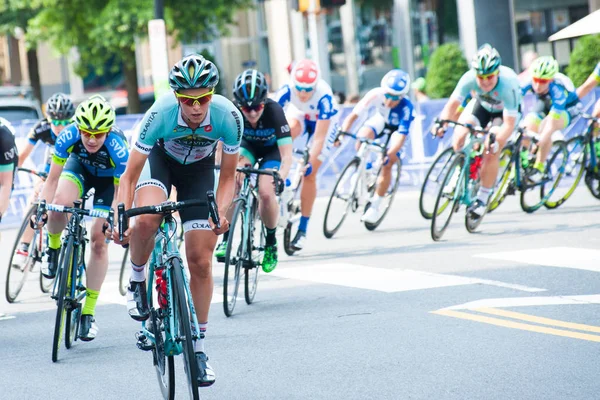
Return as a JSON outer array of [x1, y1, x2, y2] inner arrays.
[[534, 111, 568, 172], [355, 126, 376, 151], [219, 152, 251, 247], [478, 122, 513, 204]]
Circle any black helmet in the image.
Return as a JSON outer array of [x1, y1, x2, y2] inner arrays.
[[232, 69, 269, 107], [46, 93, 75, 120], [169, 54, 219, 91]]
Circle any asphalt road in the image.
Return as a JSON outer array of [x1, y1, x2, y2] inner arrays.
[[1, 188, 599, 400]]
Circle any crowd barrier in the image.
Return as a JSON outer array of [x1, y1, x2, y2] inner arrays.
[[2, 90, 598, 229]]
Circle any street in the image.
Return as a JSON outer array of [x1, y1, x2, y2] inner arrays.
[[1, 188, 600, 400]]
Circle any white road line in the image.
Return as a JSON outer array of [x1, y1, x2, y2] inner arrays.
[[269, 264, 545, 293], [476, 247, 600, 273], [0, 314, 16, 321], [441, 294, 600, 310]]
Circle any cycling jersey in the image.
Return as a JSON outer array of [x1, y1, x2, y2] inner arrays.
[[134, 93, 242, 164], [351, 87, 415, 136], [27, 119, 56, 147], [52, 124, 129, 184], [241, 99, 292, 147], [592, 62, 600, 82], [521, 72, 580, 115], [451, 66, 521, 117], [0, 120, 17, 173]]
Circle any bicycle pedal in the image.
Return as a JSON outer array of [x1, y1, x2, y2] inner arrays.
[[506, 185, 516, 195], [136, 333, 154, 351]]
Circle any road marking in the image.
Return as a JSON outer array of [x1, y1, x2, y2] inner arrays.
[[442, 294, 600, 310], [0, 314, 15, 321], [476, 307, 600, 334], [432, 308, 600, 343], [270, 264, 545, 293], [476, 247, 600, 273]]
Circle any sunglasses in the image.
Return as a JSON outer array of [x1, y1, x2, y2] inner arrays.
[[241, 103, 265, 113], [476, 71, 499, 81], [384, 93, 401, 101], [532, 77, 551, 84], [79, 127, 109, 139], [50, 119, 71, 126], [175, 89, 215, 106], [295, 85, 314, 93]]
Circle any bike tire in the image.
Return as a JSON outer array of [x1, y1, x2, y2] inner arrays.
[[488, 145, 515, 213], [283, 222, 296, 256], [465, 178, 485, 233], [419, 147, 455, 220], [119, 246, 130, 296], [364, 159, 402, 231], [150, 307, 175, 400], [66, 242, 85, 350], [323, 157, 361, 238], [520, 140, 568, 213], [245, 197, 262, 305], [543, 136, 586, 209], [65, 303, 80, 350], [5, 204, 36, 303], [52, 237, 73, 362], [431, 155, 465, 241], [172, 258, 200, 400], [223, 200, 244, 317], [584, 144, 600, 199]]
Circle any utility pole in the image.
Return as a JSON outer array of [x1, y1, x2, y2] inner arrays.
[[149, 0, 170, 99]]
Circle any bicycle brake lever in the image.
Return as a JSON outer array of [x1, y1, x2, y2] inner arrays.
[[207, 190, 221, 230]]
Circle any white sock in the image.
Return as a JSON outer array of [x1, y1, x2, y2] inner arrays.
[[194, 322, 207, 353], [370, 195, 382, 208], [130, 260, 146, 282], [477, 186, 493, 204]]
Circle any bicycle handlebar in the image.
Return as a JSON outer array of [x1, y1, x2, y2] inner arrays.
[[37, 199, 109, 218], [337, 131, 386, 150], [17, 167, 48, 180], [433, 119, 488, 136]]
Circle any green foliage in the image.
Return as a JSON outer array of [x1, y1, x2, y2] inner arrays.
[[425, 43, 468, 99], [0, 0, 41, 49], [565, 34, 600, 87], [199, 49, 225, 95]]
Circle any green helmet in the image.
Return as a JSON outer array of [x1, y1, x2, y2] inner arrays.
[[530, 56, 559, 80], [75, 94, 115, 131]]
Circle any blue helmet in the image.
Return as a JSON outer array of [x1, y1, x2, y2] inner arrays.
[[380, 69, 410, 97]]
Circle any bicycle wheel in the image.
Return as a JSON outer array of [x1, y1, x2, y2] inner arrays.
[[172, 258, 200, 400], [65, 243, 85, 350], [465, 177, 484, 233], [245, 198, 262, 305], [223, 200, 244, 317], [520, 141, 568, 213], [431, 155, 465, 241], [419, 147, 455, 220], [65, 303, 80, 350], [323, 157, 360, 238], [37, 227, 53, 293], [543, 136, 586, 209], [283, 198, 300, 256], [488, 145, 515, 213], [52, 237, 73, 362], [5, 205, 36, 303], [150, 307, 176, 399], [119, 246, 130, 296], [584, 147, 600, 199], [364, 158, 402, 231]]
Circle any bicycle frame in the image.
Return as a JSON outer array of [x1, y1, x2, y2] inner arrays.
[[454, 133, 487, 206], [350, 133, 391, 202], [579, 118, 599, 172]]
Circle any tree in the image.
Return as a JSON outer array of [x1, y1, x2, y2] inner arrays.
[[27, 0, 252, 113], [566, 34, 600, 87], [0, 0, 43, 103], [425, 43, 468, 99]]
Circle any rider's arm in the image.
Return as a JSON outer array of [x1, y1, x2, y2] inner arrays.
[[341, 89, 378, 132], [38, 158, 63, 204], [0, 170, 12, 217], [340, 113, 359, 132], [115, 149, 147, 211], [577, 63, 600, 99], [271, 101, 293, 178], [218, 105, 243, 214], [39, 126, 77, 203], [107, 131, 130, 211], [0, 126, 16, 217], [278, 143, 293, 179]]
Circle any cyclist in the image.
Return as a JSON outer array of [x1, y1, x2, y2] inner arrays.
[[433, 44, 521, 219], [520, 56, 581, 183], [12, 93, 75, 269], [215, 69, 292, 272], [339, 69, 415, 223], [575, 60, 600, 156], [0, 117, 18, 223], [110, 54, 240, 387], [34, 95, 129, 341], [274, 59, 339, 251]]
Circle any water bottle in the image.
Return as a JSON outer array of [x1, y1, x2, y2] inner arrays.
[[520, 148, 530, 169], [278, 179, 292, 228], [595, 138, 600, 158]]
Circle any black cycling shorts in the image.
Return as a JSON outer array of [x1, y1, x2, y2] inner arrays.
[[240, 138, 281, 170], [136, 146, 215, 233], [469, 100, 504, 128], [61, 156, 114, 211]]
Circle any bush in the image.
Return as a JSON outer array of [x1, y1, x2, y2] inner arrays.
[[425, 43, 468, 99], [566, 34, 600, 87]]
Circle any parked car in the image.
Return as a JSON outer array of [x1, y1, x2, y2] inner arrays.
[[0, 97, 43, 124], [0, 86, 35, 100]]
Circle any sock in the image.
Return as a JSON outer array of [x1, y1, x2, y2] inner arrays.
[[266, 227, 277, 246], [194, 322, 207, 353], [19, 242, 30, 252], [477, 186, 493, 204], [48, 232, 61, 250], [222, 230, 229, 242], [82, 288, 99, 316], [533, 161, 544, 172], [298, 216, 310, 233], [130, 260, 146, 282], [370, 194, 382, 209]]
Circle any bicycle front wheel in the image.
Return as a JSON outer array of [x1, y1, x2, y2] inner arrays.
[[5, 205, 36, 303], [419, 147, 455, 220], [431, 155, 465, 241], [323, 157, 360, 238], [543, 136, 585, 209], [150, 308, 175, 399], [245, 197, 262, 305], [223, 200, 244, 317], [172, 258, 200, 400], [488, 145, 515, 213], [364, 158, 402, 231], [52, 237, 73, 362]]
